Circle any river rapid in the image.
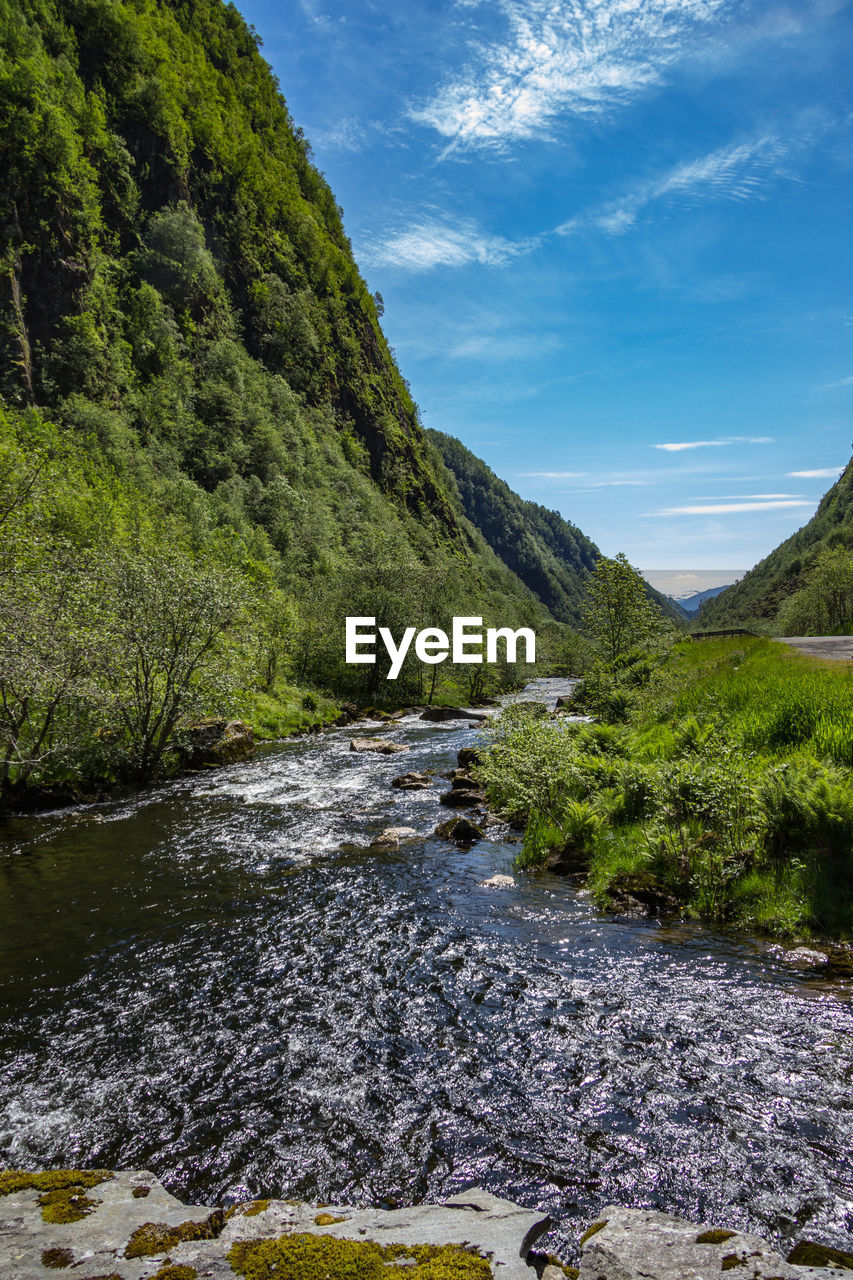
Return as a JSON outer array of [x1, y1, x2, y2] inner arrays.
[[0, 679, 851, 1260]]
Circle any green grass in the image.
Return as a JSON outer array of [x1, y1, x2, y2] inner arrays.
[[479, 639, 853, 940], [238, 682, 342, 740]]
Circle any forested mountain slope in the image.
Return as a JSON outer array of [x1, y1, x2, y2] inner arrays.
[[699, 457, 853, 627], [430, 430, 600, 625]]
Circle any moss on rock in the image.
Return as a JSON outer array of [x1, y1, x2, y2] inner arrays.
[[579, 1220, 608, 1245], [314, 1212, 346, 1225], [0, 1169, 113, 1197], [145, 1265, 199, 1280], [124, 1212, 225, 1258], [788, 1241, 853, 1269], [227, 1232, 493, 1279], [41, 1246, 75, 1268], [696, 1230, 737, 1244]]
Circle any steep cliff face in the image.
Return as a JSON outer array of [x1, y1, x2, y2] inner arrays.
[[0, 0, 467, 556], [0, 0, 609, 624], [699, 458, 853, 626]]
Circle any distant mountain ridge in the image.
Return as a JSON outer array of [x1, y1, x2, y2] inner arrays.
[[699, 458, 853, 626], [673, 585, 732, 615]]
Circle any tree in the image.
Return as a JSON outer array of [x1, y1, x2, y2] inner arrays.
[[583, 553, 660, 663], [99, 551, 245, 779], [777, 547, 853, 636]]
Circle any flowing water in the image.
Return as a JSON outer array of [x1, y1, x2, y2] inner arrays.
[[1, 679, 852, 1261]]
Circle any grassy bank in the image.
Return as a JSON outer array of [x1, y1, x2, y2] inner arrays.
[[478, 638, 853, 939]]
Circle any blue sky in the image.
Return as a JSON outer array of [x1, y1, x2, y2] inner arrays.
[[238, 0, 852, 571]]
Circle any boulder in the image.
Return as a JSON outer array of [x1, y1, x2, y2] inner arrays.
[[544, 842, 591, 875], [350, 738, 410, 755], [435, 815, 485, 843], [439, 788, 483, 808], [576, 1205, 851, 1280], [450, 774, 478, 790], [333, 701, 359, 726], [370, 826, 419, 851], [391, 772, 431, 790], [480, 874, 515, 888], [181, 719, 254, 768], [420, 707, 488, 723], [555, 695, 575, 709], [457, 747, 482, 769]]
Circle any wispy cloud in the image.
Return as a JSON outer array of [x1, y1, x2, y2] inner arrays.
[[411, 0, 733, 151], [519, 470, 586, 478], [816, 374, 853, 390], [361, 217, 534, 271], [558, 132, 792, 236], [648, 499, 813, 516], [787, 466, 844, 478], [654, 436, 774, 452]]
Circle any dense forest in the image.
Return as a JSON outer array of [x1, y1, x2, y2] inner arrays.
[[699, 457, 853, 632], [0, 0, 612, 794]]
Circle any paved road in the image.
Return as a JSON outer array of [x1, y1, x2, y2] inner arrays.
[[777, 636, 853, 661]]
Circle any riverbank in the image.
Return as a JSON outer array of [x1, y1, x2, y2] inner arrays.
[[3, 1169, 852, 1279], [478, 639, 853, 940]]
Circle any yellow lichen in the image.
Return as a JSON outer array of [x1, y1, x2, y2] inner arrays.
[[314, 1212, 346, 1225], [244, 1200, 271, 1217], [227, 1233, 493, 1279], [145, 1265, 198, 1280]]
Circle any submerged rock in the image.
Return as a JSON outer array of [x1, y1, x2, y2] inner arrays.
[[350, 738, 410, 755], [0, 1172, 549, 1280], [786, 947, 829, 966]]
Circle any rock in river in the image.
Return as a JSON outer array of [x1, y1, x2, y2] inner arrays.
[[391, 771, 431, 790], [420, 707, 489, 723], [370, 827, 418, 851], [350, 738, 410, 755], [435, 815, 485, 844]]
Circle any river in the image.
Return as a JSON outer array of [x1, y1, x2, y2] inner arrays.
[[0, 680, 851, 1261]]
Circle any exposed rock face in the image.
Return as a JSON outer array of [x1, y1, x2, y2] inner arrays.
[[576, 1207, 850, 1280], [350, 738, 410, 754], [0, 1173, 550, 1280], [181, 720, 254, 768]]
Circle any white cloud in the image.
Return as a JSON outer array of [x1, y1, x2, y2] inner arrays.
[[654, 436, 773, 451], [816, 375, 853, 390], [649, 500, 814, 516], [558, 133, 791, 236], [787, 466, 845, 478], [361, 217, 533, 271], [519, 470, 586, 478], [411, 0, 733, 151]]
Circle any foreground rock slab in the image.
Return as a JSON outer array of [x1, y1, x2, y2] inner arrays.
[[578, 1207, 851, 1280], [0, 1172, 550, 1279], [350, 737, 410, 754]]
